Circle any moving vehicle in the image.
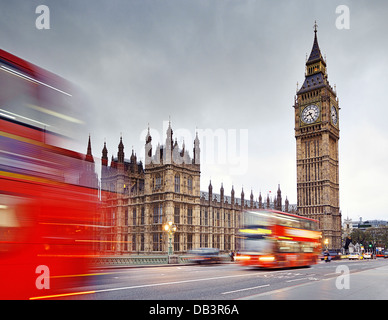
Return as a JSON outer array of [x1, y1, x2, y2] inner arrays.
[[188, 248, 222, 264], [363, 252, 372, 259], [0, 49, 99, 299], [323, 251, 331, 262], [236, 210, 321, 268], [348, 252, 363, 260]]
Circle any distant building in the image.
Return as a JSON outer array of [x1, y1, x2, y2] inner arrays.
[[343, 217, 388, 233]]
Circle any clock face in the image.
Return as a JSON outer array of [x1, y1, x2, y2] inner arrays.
[[331, 106, 338, 125], [301, 104, 320, 124]]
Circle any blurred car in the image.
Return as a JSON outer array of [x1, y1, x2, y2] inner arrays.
[[328, 251, 342, 260], [320, 250, 341, 261], [363, 252, 372, 259], [188, 248, 222, 264], [384, 251, 388, 259], [349, 252, 363, 260]]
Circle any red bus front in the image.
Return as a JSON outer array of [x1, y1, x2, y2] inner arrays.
[[236, 210, 321, 268]]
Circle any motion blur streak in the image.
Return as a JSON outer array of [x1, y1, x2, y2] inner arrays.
[[29, 290, 96, 300], [0, 49, 99, 299]]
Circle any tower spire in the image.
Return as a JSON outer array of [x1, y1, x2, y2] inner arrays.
[[85, 134, 94, 163], [118, 136, 124, 163], [102, 140, 108, 166], [307, 21, 323, 63], [298, 21, 328, 94]]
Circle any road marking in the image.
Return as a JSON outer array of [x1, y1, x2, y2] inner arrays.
[[323, 272, 338, 277], [286, 277, 318, 283], [221, 284, 270, 295], [286, 277, 309, 283], [89, 272, 258, 295]]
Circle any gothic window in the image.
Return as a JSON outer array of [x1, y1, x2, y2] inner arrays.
[[140, 207, 145, 225], [187, 176, 193, 193], [187, 206, 193, 225], [187, 234, 193, 250], [204, 209, 208, 226], [226, 211, 231, 227], [201, 234, 209, 248], [140, 234, 144, 251], [153, 204, 162, 224], [124, 234, 128, 251], [174, 233, 180, 252], [152, 233, 162, 251], [175, 174, 180, 193], [155, 174, 162, 190], [132, 208, 137, 226], [132, 234, 136, 251], [174, 206, 180, 224]]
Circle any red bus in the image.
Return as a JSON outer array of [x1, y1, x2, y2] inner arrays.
[[236, 210, 321, 268], [0, 49, 99, 299]]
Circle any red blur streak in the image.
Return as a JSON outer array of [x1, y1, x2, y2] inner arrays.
[[0, 48, 66, 90], [0, 171, 99, 299], [0, 52, 99, 298]]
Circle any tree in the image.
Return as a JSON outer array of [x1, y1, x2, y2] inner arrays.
[[350, 227, 388, 250], [350, 229, 365, 245]]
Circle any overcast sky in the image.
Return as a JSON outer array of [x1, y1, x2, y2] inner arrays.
[[1, 0, 388, 221]]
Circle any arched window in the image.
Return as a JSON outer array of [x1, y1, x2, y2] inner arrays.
[[175, 174, 180, 193], [153, 204, 162, 224], [155, 174, 161, 190], [187, 176, 193, 193]]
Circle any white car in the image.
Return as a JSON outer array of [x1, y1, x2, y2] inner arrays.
[[363, 252, 372, 259], [349, 252, 363, 260]]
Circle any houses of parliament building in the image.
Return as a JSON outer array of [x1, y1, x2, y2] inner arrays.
[[94, 121, 294, 255]]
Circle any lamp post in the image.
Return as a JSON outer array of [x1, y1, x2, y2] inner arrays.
[[164, 221, 177, 256], [324, 238, 329, 250]]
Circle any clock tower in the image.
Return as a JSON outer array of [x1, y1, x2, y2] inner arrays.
[[294, 23, 342, 250]]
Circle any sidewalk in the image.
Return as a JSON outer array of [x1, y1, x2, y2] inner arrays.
[[241, 264, 388, 300]]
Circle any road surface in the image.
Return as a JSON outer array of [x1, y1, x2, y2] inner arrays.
[[32, 258, 388, 300]]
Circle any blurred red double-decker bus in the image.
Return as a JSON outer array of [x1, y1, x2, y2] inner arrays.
[[236, 210, 321, 268], [0, 49, 99, 299]]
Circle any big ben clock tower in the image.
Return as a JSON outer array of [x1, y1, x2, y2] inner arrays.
[[294, 23, 342, 250]]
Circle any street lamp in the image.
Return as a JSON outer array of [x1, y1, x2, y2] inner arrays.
[[324, 238, 329, 249], [164, 221, 177, 255]]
